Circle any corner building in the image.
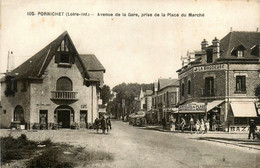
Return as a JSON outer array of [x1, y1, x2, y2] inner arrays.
[[0, 31, 105, 129], [177, 31, 260, 131]]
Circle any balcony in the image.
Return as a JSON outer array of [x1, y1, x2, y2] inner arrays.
[[51, 91, 78, 100]]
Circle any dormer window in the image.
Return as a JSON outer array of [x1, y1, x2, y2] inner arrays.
[[250, 44, 260, 57], [231, 44, 246, 57], [55, 36, 75, 66]]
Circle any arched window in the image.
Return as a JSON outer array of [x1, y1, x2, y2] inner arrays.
[[188, 80, 191, 95], [56, 77, 72, 91], [181, 83, 185, 96], [14, 105, 24, 122]]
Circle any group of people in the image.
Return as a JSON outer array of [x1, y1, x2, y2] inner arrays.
[[179, 117, 210, 134], [94, 116, 112, 134]]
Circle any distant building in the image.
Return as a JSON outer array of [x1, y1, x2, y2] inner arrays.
[[155, 78, 179, 123], [0, 31, 105, 129], [139, 87, 153, 111], [177, 31, 260, 132]]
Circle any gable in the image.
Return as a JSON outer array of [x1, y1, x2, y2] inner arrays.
[[10, 31, 90, 80]]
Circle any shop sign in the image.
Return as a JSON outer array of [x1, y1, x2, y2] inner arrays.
[[36, 103, 50, 106], [193, 64, 226, 72], [179, 103, 206, 112]]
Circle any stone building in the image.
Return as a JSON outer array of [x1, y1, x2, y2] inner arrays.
[[177, 31, 260, 131], [0, 31, 105, 129], [139, 87, 153, 111], [152, 78, 179, 123]]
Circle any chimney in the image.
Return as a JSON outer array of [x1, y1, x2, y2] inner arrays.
[[7, 51, 15, 73], [212, 37, 220, 60], [201, 39, 208, 51]]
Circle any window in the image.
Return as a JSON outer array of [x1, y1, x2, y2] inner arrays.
[[237, 50, 244, 57], [55, 38, 75, 65], [187, 80, 191, 95], [4, 76, 17, 97], [206, 49, 213, 63], [14, 105, 24, 122], [205, 77, 214, 96], [60, 53, 70, 63], [39, 110, 48, 125], [56, 77, 73, 91], [181, 83, 185, 96], [236, 76, 246, 92], [234, 117, 247, 124]]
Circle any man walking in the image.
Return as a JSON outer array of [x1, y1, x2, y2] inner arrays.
[[248, 119, 256, 140]]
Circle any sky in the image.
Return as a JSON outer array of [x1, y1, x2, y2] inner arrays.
[[0, 0, 260, 88]]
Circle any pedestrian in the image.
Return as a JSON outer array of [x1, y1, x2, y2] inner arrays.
[[107, 116, 112, 129], [101, 116, 107, 134], [195, 119, 201, 134], [94, 117, 100, 133], [205, 119, 210, 133], [248, 119, 256, 140], [189, 116, 194, 134], [200, 118, 205, 134], [162, 117, 166, 130], [169, 114, 174, 129], [180, 117, 186, 132]]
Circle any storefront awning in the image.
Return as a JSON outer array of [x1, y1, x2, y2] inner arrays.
[[230, 102, 257, 117], [207, 100, 224, 112]]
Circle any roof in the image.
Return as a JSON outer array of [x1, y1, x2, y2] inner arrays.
[[144, 90, 153, 96], [219, 31, 260, 59], [80, 54, 105, 72], [158, 78, 179, 90], [2, 31, 105, 84]]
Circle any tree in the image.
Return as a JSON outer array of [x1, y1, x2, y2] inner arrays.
[[111, 82, 153, 119], [100, 85, 112, 105]]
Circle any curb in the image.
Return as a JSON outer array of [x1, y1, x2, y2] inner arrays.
[[202, 138, 260, 151]]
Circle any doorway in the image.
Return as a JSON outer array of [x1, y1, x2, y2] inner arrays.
[[55, 105, 74, 128], [80, 110, 88, 128], [58, 109, 71, 128]]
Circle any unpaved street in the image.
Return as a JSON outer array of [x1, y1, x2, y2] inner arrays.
[[1, 120, 260, 168]]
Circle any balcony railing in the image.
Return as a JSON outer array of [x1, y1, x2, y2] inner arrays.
[[51, 91, 78, 100]]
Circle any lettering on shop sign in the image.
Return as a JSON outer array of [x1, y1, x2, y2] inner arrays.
[[36, 103, 50, 106], [193, 64, 226, 72], [179, 103, 206, 112], [81, 104, 87, 109]]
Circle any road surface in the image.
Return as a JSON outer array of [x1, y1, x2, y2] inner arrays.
[[2, 120, 259, 168]]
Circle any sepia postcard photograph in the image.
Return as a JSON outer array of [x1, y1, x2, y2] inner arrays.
[[0, 0, 260, 167]]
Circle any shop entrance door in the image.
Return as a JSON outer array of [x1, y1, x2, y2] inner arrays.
[[80, 110, 88, 128], [58, 109, 71, 128]]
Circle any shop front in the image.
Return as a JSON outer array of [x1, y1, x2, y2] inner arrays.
[[177, 101, 224, 131], [228, 102, 259, 132]]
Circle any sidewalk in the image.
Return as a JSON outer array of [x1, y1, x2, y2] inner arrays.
[[146, 125, 260, 151]]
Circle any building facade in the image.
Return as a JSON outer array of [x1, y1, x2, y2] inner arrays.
[[177, 31, 260, 131], [0, 31, 105, 129], [151, 78, 179, 123]]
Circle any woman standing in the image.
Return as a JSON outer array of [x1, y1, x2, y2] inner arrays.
[[200, 118, 205, 134], [195, 119, 201, 134]]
